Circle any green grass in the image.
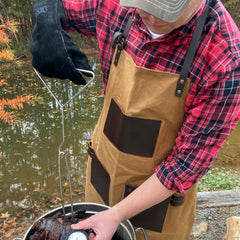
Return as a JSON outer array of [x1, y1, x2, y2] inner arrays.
[[198, 167, 240, 192]]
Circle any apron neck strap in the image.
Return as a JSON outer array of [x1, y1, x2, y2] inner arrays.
[[106, 16, 133, 62], [175, 1, 211, 97]]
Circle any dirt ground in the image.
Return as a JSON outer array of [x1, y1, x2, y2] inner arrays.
[[190, 205, 240, 240]]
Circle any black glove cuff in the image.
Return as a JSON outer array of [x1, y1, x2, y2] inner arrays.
[[32, 0, 66, 29]]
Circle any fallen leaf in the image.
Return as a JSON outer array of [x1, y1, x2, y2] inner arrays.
[[17, 211, 24, 218], [14, 153, 23, 156], [62, 182, 69, 187], [55, 197, 62, 202], [21, 205, 29, 209], [3, 229, 15, 238], [0, 212, 10, 219]]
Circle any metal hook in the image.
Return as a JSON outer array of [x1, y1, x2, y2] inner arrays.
[[34, 68, 95, 221], [135, 227, 149, 240]]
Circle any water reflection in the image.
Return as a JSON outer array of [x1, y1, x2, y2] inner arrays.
[[0, 60, 103, 222]]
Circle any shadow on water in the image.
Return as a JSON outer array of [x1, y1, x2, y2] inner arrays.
[[0, 58, 239, 234]]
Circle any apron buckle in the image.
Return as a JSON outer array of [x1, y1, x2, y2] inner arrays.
[[114, 36, 125, 66]]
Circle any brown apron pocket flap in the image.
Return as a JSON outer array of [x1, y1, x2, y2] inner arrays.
[[88, 142, 110, 205], [104, 99, 161, 157]]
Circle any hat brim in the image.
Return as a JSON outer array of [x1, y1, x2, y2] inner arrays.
[[120, 0, 192, 23]]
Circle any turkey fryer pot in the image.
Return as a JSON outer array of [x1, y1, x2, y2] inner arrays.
[[22, 202, 148, 240]]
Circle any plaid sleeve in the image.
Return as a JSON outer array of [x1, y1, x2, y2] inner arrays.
[[62, 0, 99, 36], [155, 63, 240, 194], [155, 1, 240, 195]]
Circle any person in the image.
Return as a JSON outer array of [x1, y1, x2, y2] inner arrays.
[[29, 0, 240, 239]]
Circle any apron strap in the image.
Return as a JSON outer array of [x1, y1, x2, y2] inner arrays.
[[106, 16, 133, 63], [175, 1, 211, 97]]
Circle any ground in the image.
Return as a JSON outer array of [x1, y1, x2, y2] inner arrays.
[[191, 205, 240, 240]]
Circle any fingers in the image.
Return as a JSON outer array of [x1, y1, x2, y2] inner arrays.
[[70, 210, 119, 240], [71, 219, 91, 230], [88, 232, 97, 240], [71, 219, 98, 240]]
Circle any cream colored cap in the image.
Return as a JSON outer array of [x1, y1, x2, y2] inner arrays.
[[120, 0, 192, 22]]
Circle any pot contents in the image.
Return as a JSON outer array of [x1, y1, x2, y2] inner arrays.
[[27, 210, 91, 240], [27, 209, 127, 240], [28, 216, 71, 239]]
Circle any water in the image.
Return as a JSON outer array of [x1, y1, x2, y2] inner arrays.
[[0, 60, 239, 232], [0, 59, 104, 222]]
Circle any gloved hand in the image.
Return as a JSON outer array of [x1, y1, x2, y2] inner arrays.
[[29, 0, 92, 85]]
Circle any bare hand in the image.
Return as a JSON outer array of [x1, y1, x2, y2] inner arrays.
[[71, 209, 121, 240]]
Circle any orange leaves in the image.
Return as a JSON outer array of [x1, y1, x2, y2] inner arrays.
[[0, 109, 14, 125], [0, 19, 19, 62], [17, 211, 24, 218], [0, 95, 32, 110], [0, 20, 19, 31], [0, 78, 33, 125], [0, 20, 19, 44], [0, 79, 8, 87], [0, 78, 43, 126], [0, 29, 9, 44], [0, 94, 32, 125], [0, 214, 26, 239], [0, 50, 14, 61]]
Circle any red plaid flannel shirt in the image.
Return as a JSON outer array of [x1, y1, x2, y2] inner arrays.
[[62, 0, 240, 194]]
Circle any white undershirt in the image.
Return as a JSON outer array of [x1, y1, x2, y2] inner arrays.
[[147, 27, 165, 39]]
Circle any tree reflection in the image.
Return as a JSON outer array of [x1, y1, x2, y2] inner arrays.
[[0, 60, 103, 220]]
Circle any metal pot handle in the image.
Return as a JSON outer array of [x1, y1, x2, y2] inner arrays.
[[135, 227, 149, 240]]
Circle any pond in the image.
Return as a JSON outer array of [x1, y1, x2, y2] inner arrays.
[[0, 57, 103, 229], [0, 58, 239, 237]]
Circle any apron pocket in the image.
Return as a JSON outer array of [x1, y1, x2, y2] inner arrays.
[[104, 99, 161, 157], [88, 142, 110, 205], [124, 185, 170, 232]]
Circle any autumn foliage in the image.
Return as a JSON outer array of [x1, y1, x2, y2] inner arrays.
[[0, 20, 18, 62], [0, 79, 32, 125], [0, 74, 44, 161]]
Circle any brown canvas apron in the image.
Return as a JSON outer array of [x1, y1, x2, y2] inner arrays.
[[85, 3, 210, 240]]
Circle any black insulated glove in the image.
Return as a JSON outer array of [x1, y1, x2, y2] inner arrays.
[[29, 0, 92, 85]]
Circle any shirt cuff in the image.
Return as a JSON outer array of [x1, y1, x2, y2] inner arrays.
[[155, 162, 188, 195]]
